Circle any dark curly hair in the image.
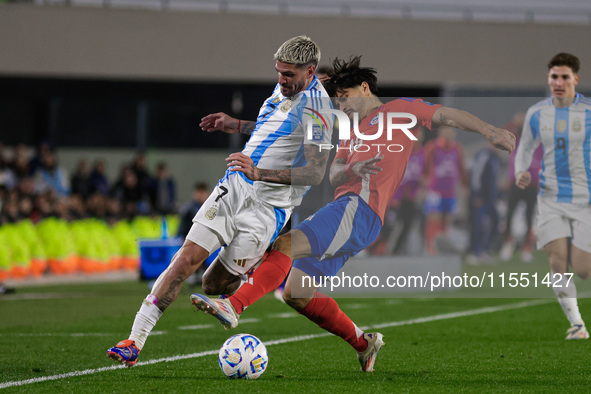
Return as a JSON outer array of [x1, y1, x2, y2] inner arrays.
[[548, 53, 580, 73], [324, 56, 378, 97]]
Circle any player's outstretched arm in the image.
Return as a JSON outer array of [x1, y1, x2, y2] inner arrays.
[[226, 145, 330, 185], [200, 112, 255, 135], [329, 156, 384, 187], [433, 107, 516, 152]]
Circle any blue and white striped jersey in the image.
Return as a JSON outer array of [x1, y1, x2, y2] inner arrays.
[[226, 76, 333, 208], [515, 93, 591, 204]]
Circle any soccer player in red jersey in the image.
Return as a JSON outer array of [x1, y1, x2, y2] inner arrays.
[[192, 56, 515, 372]]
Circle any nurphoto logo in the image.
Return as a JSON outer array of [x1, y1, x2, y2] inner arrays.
[[304, 108, 418, 152]]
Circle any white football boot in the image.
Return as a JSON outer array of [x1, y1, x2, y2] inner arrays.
[[191, 293, 239, 330], [565, 324, 589, 340], [357, 332, 385, 372]]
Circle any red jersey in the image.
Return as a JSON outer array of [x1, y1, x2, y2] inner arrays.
[[334, 98, 441, 223]]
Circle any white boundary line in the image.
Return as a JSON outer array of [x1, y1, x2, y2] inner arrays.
[[0, 298, 551, 390], [369, 298, 551, 330], [2, 293, 99, 301]]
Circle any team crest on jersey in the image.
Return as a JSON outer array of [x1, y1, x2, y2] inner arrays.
[[311, 126, 324, 141], [556, 120, 567, 133], [281, 100, 293, 112], [369, 115, 379, 126], [271, 96, 281, 104], [573, 118, 582, 132], [205, 206, 218, 220]]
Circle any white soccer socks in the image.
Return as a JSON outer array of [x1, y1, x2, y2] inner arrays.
[[129, 295, 163, 350], [552, 273, 584, 326]]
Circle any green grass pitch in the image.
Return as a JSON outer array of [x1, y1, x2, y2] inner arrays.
[[1, 252, 591, 392]]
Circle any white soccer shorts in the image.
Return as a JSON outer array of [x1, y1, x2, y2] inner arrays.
[[536, 196, 591, 253], [187, 174, 291, 276]]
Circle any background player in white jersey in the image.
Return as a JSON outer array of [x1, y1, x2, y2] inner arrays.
[[106, 36, 333, 366], [515, 52, 591, 340]]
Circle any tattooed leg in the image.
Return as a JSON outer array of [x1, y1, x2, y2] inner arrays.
[[155, 276, 184, 311], [151, 241, 210, 312], [123, 241, 209, 351]]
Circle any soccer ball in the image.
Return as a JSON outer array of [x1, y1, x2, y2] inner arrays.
[[218, 333, 268, 379]]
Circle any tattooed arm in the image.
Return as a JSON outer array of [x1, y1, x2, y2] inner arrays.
[[226, 144, 330, 185], [432, 106, 516, 152], [238, 121, 256, 136]]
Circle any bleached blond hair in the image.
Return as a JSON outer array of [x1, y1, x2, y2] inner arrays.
[[273, 35, 320, 67]]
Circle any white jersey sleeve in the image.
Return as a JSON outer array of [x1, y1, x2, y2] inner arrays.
[[514, 104, 543, 175]]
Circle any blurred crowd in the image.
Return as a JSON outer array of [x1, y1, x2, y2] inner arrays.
[[0, 142, 180, 227], [0, 142, 212, 285]]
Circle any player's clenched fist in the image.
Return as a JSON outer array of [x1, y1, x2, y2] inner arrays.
[[515, 171, 531, 189], [487, 127, 516, 153]]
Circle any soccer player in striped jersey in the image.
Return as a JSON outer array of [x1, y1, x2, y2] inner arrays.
[[191, 56, 515, 372], [514, 52, 591, 340], [107, 36, 333, 366]]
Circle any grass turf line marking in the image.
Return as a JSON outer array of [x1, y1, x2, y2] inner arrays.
[[0, 333, 113, 337], [238, 318, 261, 324], [0, 299, 552, 390], [369, 299, 551, 330], [347, 303, 369, 310], [0, 331, 167, 338], [267, 312, 299, 319], [2, 293, 96, 301], [178, 324, 215, 330]]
